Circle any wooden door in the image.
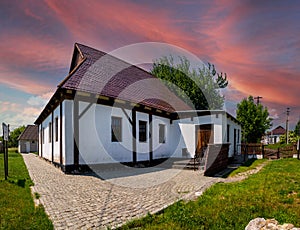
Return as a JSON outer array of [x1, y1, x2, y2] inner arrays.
[[196, 125, 213, 158]]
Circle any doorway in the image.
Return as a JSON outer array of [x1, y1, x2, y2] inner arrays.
[[26, 141, 30, 153], [195, 124, 213, 158]]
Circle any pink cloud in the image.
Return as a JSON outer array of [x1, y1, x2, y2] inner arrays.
[[0, 33, 70, 71], [44, 0, 212, 54]]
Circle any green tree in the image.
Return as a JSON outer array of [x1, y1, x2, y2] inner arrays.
[[280, 131, 298, 144], [295, 120, 300, 136], [151, 56, 228, 110], [8, 125, 25, 147], [236, 96, 272, 143]]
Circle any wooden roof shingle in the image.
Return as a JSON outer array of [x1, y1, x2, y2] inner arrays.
[[18, 125, 38, 141], [59, 43, 191, 113]]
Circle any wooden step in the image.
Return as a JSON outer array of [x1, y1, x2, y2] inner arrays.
[[171, 158, 204, 170]]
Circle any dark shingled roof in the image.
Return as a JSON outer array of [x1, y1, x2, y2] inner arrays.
[[18, 125, 38, 140], [271, 125, 286, 135], [59, 43, 191, 112]]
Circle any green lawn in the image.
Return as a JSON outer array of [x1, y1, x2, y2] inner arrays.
[[226, 158, 267, 177], [0, 152, 53, 230], [120, 159, 300, 229]]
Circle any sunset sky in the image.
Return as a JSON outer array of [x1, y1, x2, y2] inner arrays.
[[0, 0, 299, 133]]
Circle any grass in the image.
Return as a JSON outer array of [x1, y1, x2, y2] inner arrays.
[[120, 158, 300, 229], [0, 151, 53, 230], [226, 158, 267, 178]]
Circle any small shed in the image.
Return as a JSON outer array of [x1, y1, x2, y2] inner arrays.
[[18, 125, 38, 153]]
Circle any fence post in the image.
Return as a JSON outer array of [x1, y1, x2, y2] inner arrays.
[[277, 148, 280, 159], [262, 144, 265, 159]]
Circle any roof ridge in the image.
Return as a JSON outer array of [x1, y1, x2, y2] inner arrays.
[[75, 43, 156, 79]]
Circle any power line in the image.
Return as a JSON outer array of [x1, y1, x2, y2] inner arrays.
[[254, 96, 263, 105]]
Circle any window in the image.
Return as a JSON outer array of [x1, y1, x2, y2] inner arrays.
[[159, 124, 166, 143], [227, 124, 230, 142], [55, 117, 59, 142], [139, 121, 147, 142], [49, 122, 52, 143], [42, 127, 45, 144], [111, 117, 122, 142]]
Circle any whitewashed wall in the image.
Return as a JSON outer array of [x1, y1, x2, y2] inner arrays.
[[169, 113, 240, 158], [225, 116, 242, 157], [64, 100, 73, 165], [78, 102, 127, 164], [52, 105, 60, 163], [40, 110, 52, 161], [38, 100, 71, 165], [38, 98, 241, 166], [77, 102, 175, 164], [152, 116, 171, 159]]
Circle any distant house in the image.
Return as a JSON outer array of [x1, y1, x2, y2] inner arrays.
[[264, 125, 286, 144], [34, 43, 241, 173], [18, 125, 38, 153]]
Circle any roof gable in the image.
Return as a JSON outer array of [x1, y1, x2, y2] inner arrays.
[[69, 44, 85, 74], [271, 125, 286, 135], [18, 125, 38, 140]]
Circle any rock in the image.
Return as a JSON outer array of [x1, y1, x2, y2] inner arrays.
[[278, 223, 294, 230], [245, 218, 299, 230], [245, 218, 266, 230]]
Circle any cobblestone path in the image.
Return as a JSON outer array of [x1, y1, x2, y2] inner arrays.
[[22, 154, 220, 229]]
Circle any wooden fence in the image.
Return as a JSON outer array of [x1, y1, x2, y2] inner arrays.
[[239, 143, 300, 160]]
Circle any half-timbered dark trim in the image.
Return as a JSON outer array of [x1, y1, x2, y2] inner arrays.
[[51, 111, 54, 163], [40, 125, 43, 158], [121, 108, 133, 125], [132, 109, 137, 164], [149, 114, 153, 163]]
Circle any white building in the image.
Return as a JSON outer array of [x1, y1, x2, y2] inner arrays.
[[35, 43, 241, 172], [263, 126, 286, 144], [18, 125, 38, 153]]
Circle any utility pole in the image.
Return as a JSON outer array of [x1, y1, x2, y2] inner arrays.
[[286, 108, 290, 144], [254, 96, 263, 105]]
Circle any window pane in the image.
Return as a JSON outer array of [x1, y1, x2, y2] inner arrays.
[[227, 124, 230, 142], [111, 117, 122, 142], [159, 124, 165, 143], [139, 121, 147, 142], [49, 122, 52, 143], [55, 117, 58, 142]]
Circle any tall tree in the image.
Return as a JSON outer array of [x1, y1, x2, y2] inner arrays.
[[151, 56, 228, 110], [280, 131, 298, 144], [295, 120, 300, 136], [8, 125, 25, 147], [236, 96, 272, 143]]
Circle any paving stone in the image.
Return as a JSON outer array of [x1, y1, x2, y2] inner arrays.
[[22, 153, 220, 229]]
